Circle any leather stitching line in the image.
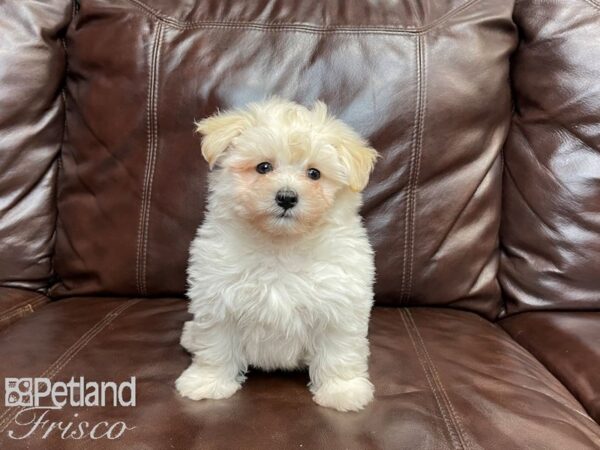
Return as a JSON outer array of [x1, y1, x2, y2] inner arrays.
[[0, 300, 140, 431], [406, 310, 470, 449], [125, 0, 480, 35], [135, 27, 154, 295], [136, 22, 163, 295], [406, 35, 427, 301], [142, 23, 164, 295], [400, 36, 420, 302], [401, 35, 425, 303], [400, 37, 416, 302], [0, 300, 137, 427], [405, 35, 422, 302], [0, 297, 47, 325], [0, 294, 46, 320], [137, 23, 161, 295], [400, 309, 462, 449], [0, 305, 34, 325], [407, 310, 470, 448]]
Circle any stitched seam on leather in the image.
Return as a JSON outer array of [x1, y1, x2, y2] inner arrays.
[[0, 300, 140, 431], [400, 36, 418, 302], [136, 23, 160, 295], [135, 27, 155, 295], [400, 309, 462, 449], [135, 39, 150, 295], [0, 294, 46, 319], [0, 297, 47, 325], [0, 305, 34, 326], [142, 23, 164, 294], [400, 36, 420, 302], [0, 300, 137, 426], [406, 310, 471, 449], [401, 35, 425, 303], [136, 22, 164, 296], [125, 0, 480, 34], [407, 35, 426, 302]]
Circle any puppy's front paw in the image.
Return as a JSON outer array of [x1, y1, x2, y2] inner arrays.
[[312, 377, 374, 412], [176, 365, 241, 401]]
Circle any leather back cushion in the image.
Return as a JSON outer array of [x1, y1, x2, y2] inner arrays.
[[52, 0, 515, 319], [0, 1, 71, 289], [500, 0, 600, 314]]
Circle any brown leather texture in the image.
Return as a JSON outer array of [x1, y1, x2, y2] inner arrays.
[[502, 311, 600, 424], [0, 288, 48, 330], [0, 299, 599, 449], [500, 0, 600, 314], [0, 0, 72, 290], [1, 0, 600, 448], [50, 0, 516, 319]]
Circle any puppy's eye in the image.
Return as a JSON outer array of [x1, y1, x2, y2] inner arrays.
[[256, 162, 273, 174], [307, 168, 321, 180]]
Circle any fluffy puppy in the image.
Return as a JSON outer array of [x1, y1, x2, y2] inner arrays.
[[176, 98, 378, 412]]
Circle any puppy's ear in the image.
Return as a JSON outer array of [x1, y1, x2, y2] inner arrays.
[[339, 139, 378, 192], [195, 109, 254, 169], [334, 130, 379, 192], [312, 101, 378, 192]]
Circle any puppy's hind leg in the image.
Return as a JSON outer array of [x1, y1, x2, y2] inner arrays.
[[309, 328, 374, 412], [176, 319, 246, 401]]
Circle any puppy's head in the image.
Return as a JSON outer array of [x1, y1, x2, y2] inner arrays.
[[196, 98, 378, 235]]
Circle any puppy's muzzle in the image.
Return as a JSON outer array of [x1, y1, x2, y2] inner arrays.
[[275, 189, 298, 210]]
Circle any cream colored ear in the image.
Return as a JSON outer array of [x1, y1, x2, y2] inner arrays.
[[312, 101, 378, 191], [195, 109, 254, 169], [336, 133, 379, 192]]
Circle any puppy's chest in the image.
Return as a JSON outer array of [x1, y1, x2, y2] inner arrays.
[[228, 253, 323, 312], [190, 229, 360, 329]]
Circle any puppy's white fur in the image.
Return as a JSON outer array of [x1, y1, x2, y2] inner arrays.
[[176, 98, 378, 412]]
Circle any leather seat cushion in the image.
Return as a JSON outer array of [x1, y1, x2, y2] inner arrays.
[[502, 311, 600, 424], [0, 299, 598, 448]]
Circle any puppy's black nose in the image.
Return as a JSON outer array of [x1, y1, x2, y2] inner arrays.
[[275, 189, 298, 210]]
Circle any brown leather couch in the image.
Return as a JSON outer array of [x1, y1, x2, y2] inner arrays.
[[1, 0, 599, 448]]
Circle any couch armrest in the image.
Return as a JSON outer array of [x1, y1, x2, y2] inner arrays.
[[500, 0, 600, 314]]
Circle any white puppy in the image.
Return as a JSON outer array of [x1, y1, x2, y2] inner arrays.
[[176, 98, 378, 412]]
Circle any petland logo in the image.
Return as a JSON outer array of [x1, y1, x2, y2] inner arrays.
[[4, 377, 136, 440]]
